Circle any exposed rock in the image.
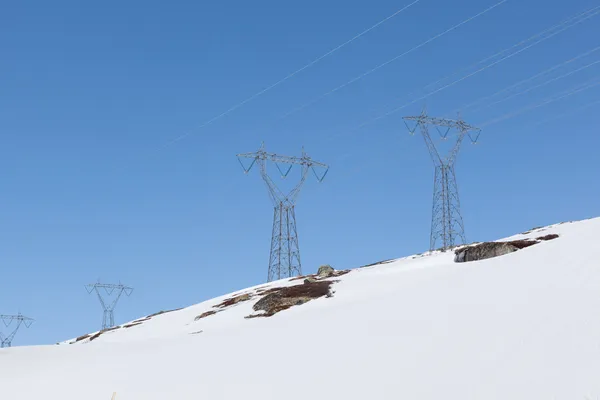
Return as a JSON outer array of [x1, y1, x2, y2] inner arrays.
[[537, 234, 559, 241], [304, 277, 318, 284], [455, 242, 519, 263], [505, 239, 538, 249], [359, 259, 395, 269], [246, 280, 334, 318], [195, 310, 217, 321], [146, 308, 183, 318], [290, 274, 316, 281], [122, 322, 143, 329], [88, 326, 120, 342], [317, 265, 335, 277], [214, 293, 252, 309]]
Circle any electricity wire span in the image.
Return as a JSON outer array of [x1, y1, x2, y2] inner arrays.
[[343, 4, 600, 135], [265, 0, 507, 125], [478, 77, 600, 128], [530, 97, 600, 127], [158, 0, 423, 149], [357, 5, 600, 128], [473, 59, 600, 111], [435, 77, 600, 142], [449, 44, 600, 115], [384, 5, 600, 114]]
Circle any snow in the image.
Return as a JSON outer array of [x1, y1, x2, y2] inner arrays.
[[2, 217, 600, 399]]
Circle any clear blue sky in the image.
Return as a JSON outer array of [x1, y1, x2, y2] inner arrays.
[[1, 0, 599, 346]]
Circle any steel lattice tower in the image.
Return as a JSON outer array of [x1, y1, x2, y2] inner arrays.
[[237, 144, 329, 282], [404, 111, 480, 251], [0, 313, 34, 348], [85, 282, 133, 330]]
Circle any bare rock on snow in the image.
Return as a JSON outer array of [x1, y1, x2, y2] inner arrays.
[[247, 280, 334, 318], [317, 265, 335, 277], [454, 242, 519, 263]]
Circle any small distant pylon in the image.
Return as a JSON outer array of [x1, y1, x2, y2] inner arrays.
[[85, 282, 133, 330], [404, 110, 480, 251], [0, 313, 34, 348], [237, 143, 329, 282]]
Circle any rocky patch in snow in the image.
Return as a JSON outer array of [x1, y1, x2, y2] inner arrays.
[[246, 279, 336, 318], [65, 308, 183, 344], [454, 234, 559, 263]]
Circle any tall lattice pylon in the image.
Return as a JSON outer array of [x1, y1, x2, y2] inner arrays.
[[404, 111, 480, 251], [85, 282, 133, 330], [237, 144, 329, 282], [0, 313, 34, 348]]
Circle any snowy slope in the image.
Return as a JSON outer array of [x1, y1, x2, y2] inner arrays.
[[2, 218, 600, 399]]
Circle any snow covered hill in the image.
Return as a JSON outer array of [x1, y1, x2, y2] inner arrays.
[[2, 218, 600, 400]]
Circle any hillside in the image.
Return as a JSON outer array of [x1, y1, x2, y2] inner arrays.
[[1, 218, 599, 399]]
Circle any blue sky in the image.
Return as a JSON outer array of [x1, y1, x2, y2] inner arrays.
[[1, 0, 599, 346]]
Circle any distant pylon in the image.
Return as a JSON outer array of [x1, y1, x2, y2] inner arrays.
[[85, 282, 133, 330], [237, 143, 329, 282], [404, 111, 480, 251], [0, 313, 34, 348]]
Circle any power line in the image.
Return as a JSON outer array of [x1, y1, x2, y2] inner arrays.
[[413, 6, 600, 105], [450, 44, 600, 114], [356, 5, 600, 128], [475, 59, 600, 111], [479, 77, 600, 127], [530, 97, 600, 126], [266, 0, 507, 124], [158, 0, 423, 149]]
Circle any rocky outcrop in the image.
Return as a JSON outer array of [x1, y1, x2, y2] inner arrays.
[[454, 234, 560, 263], [246, 280, 334, 318], [454, 242, 519, 263], [317, 265, 335, 278]]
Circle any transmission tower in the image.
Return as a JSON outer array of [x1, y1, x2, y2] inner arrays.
[[237, 143, 329, 282], [404, 111, 480, 251], [0, 313, 34, 348], [85, 282, 133, 330]]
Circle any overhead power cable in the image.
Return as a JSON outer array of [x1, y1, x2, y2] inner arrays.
[[159, 0, 424, 149], [475, 59, 600, 110], [478, 77, 600, 127], [450, 44, 600, 114], [266, 0, 507, 124], [356, 5, 600, 128], [530, 98, 600, 126], [342, 5, 600, 136]]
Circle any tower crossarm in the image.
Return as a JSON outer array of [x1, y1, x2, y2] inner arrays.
[[85, 283, 133, 329], [237, 144, 329, 206], [0, 314, 34, 347], [404, 115, 480, 166]]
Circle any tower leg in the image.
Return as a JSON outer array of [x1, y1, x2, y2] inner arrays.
[[287, 205, 302, 277], [430, 164, 466, 251], [448, 165, 466, 245], [268, 204, 283, 282], [267, 203, 302, 282], [430, 165, 443, 251]]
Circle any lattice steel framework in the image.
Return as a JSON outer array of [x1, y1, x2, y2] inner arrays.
[[404, 111, 480, 251], [237, 144, 329, 282], [85, 282, 133, 330], [0, 313, 34, 348]]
